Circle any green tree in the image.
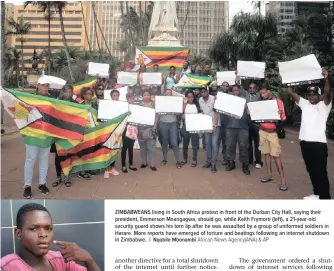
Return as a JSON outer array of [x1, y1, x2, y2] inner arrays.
[[6, 15, 31, 78], [4, 47, 22, 85]]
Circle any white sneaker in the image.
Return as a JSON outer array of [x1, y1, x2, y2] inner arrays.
[[303, 194, 320, 200], [255, 163, 262, 169]]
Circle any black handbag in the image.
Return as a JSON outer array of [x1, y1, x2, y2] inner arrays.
[[275, 121, 285, 139]]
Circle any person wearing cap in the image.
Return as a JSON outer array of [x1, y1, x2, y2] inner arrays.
[[23, 76, 51, 199], [199, 85, 220, 173], [258, 82, 288, 191], [284, 69, 332, 200]]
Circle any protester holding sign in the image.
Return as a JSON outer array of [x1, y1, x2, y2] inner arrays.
[[283, 69, 332, 200], [138, 89, 158, 171], [258, 82, 288, 191], [121, 93, 138, 174], [133, 85, 143, 105], [159, 89, 182, 169], [138, 64, 147, 85], [199, 86, 220, 173], [103, 90, 121, 179], [23, 77, 51, 199], [181, 90, 201, 167], [224, 85, 250, 175], [165, 66, 180, 90]]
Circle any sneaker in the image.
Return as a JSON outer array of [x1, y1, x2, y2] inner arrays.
[[110, 168, 119, 176], [303, 194, 320, 200], [38, 184, 50, 195], [103, 171, 110, 179], [255, 163, 262, 169], [140, 164, 148, 168], [161, 160, 167, 166], [150, 166, 157, 171], [78, 172, 90, 179], [23, 186, 32, 199]]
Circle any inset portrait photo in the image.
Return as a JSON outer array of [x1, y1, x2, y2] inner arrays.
[[1, 200, 104, 271]]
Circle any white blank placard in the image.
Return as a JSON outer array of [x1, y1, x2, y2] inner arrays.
[[40, 75, 66, 89], [155, 96, 183, 114], [128, 104, 156, 126], [278, 54, 322, 84], [97, 100, 129, 120], [88, 62, 109, 78], [185, 114, 213, 133], [247, 100, 280, 121], [237, 61, 265, 79], [142, 72, 162, 85], [117, 72, 138, 85], [217, 71, 236, 85], [104, 87, 128, 102], [214, 92, 246, 119]]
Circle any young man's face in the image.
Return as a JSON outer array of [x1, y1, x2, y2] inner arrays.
[[232, 86, 240, 96], [308, 92, 320, 104], [16, 211, 54, 256], [36, 84, 49, 96], [248, 83, 257, 94], [96, 86, 104, 96], [191, 65, 197, 73], [204, 65, 210, 73], [153, 65, 159, 72], [134, 87, 141, 95], [61, 87, 73, 101], [260, 88, 271, 100], [200, 88, 209, 98]]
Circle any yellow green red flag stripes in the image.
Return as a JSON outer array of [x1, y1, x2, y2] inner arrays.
[[1, 88, 90, 148], [73, 78, 97, 103], [135, 46, 189, 71], [56, 113, 129, 176], [175, 74, 214, 88]]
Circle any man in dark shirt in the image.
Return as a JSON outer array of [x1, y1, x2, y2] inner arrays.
[[190, 64, 198, 75], [201, 64, 214, 78], [225, 85, 250, 175]]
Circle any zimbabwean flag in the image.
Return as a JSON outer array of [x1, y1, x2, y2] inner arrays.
[[135, 46, 189, 71], [1, 88, 90, 148], [56, 113, 129, 176], [175, 74, 214, 88]]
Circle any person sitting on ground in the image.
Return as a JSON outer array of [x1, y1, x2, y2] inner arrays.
[[258, 82, 288, 191], [23, 77, 51, 199], [0, 203, 101, 271], [283, 69, 332, 200]]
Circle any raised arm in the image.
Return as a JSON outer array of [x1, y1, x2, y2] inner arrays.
[[322, 69, 331, 105], [279, 74, 300, 103]]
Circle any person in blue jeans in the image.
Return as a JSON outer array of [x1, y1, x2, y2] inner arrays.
[[199, 86, 220, 173], [23, 77, 51, 199], [159, 89, 182, 169]]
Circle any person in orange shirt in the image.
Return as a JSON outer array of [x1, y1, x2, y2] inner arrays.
[[258, 82, 288, 191]]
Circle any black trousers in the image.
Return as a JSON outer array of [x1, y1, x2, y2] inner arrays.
[[249, 123, 262, 164], [121, 136, 135, 167], [55, 152, 62, 177], [300, 141, 331, 199]]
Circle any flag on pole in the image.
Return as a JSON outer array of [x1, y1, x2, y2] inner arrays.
[[56, 113, 129, 176], [1, 88, 90, 148], [174, 74, 214, 88], [135, 46, 189, 71]]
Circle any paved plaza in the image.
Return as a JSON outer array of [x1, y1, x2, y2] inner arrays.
[[1, 112, 333, 200]]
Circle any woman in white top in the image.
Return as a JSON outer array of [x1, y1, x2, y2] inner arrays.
[[181, 90, 201, 167]]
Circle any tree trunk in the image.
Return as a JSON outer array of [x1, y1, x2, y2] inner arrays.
[[92, 2, 101, 54], [1, 1, 5, 125], [47, 5, 51, 73], [126, 2, 136, 57], [58, 6, 75, 82], [20, 37, 24, 82], [92, 2, 112, 58], [80, 1, 92, 58]]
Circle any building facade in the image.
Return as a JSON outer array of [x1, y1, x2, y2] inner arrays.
[[265, 1, 297, 34], [176, 1, 229, 55], [86, 1, 141, 59], [5, 2, 88, 73]]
